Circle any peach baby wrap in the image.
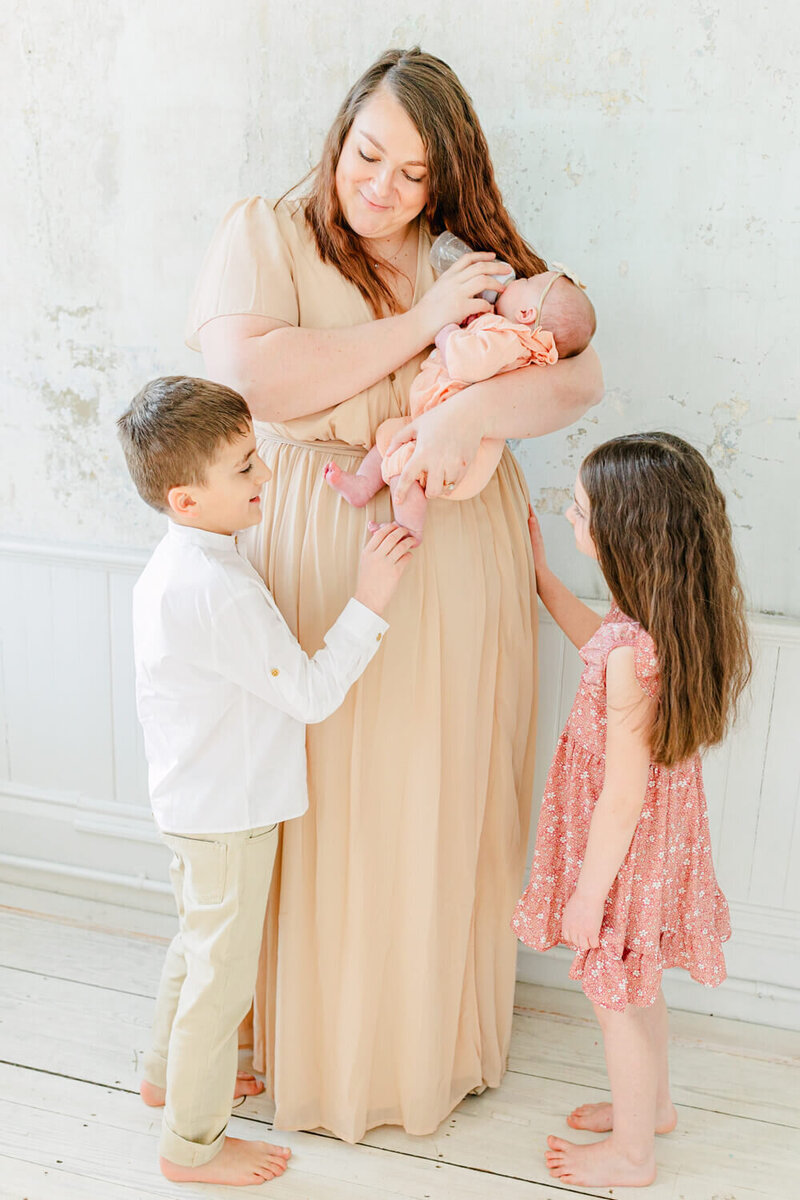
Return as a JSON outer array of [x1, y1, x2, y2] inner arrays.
[[376, 313, 558, 500]]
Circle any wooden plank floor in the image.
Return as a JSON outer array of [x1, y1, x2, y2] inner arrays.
[[0, 883, 797, 1199]]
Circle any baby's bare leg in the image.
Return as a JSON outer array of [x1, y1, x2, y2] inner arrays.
[[324, 447, 384, 507], [388, 474, 427, 538]]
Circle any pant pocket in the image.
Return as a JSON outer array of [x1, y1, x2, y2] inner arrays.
[[247, 823, 278, 840], [164, 834, 227, 906]]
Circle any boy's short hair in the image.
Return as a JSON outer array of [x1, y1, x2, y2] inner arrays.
[[117, 376, 252, 513]]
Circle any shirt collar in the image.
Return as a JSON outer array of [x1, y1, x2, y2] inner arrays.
[[167, 521, 239, 555]]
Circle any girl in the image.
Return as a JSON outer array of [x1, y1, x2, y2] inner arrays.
[[513, 432, 751, 1188]]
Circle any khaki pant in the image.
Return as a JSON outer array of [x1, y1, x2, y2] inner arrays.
[[142, 823, 279, 1166]]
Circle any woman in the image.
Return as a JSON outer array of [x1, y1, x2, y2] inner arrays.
[[187, 47, 602, 1143]]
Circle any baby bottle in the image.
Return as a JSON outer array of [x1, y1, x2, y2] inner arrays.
[[429, 231, 515, 303]]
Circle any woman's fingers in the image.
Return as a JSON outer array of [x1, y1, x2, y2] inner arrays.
[[448, 250, 497, 270], [384, 421, 418, 457], [424, 464, 446, 499], [394, 459, 422, 505]]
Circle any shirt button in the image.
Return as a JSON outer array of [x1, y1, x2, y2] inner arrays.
[[376, 633, 382, 641], [270, 668, 280, 676], [388, 371, 396, 383]]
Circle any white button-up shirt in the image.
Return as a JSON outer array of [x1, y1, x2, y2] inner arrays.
[[133, 522, 389, 834]]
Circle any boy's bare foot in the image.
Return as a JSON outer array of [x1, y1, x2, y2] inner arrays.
[[566, 1100, 677, 1135], [160, 1136, 290, 1186], [140, 1072, 264, 1108], [545, 1135, 656, 1188], [324, 462, 373, 507]]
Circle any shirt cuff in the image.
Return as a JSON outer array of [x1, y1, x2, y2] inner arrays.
[[334, 597, 390, 643]]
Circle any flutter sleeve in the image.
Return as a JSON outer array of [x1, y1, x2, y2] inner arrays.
[[633, 627, 660, 698], [185, 196, 299, 349], [579, 607, 660, 698]]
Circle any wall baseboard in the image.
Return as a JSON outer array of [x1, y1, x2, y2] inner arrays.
[[1, 535, 799, 1029], [516, 945, 800, 1031]]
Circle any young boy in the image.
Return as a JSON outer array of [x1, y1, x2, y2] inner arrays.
[[117, 376, 417, 1188]]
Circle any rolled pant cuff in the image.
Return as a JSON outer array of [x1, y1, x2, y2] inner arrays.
[[159, 1118, 226, 1167], [142, 1049, 168, 1090]]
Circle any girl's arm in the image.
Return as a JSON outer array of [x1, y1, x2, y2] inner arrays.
[[198, 253, 504, 424], [528, 510, 602, 648], [561, 646, 655, 951], [389, 347, 604, 501]]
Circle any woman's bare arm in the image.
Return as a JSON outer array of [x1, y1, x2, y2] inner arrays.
[[199, 313, 425, 423], [197, 252, 507, 423], [462, 344, 604, 439]]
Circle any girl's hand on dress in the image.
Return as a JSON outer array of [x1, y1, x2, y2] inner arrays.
[[412, 252, 509, 344], [354, 523, 418, 616], [386, 395, 483, 502], [561, 889, 604, 951]]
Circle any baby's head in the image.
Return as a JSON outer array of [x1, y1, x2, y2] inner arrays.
[[117, 376, 269, 534], [495, 270, 596, 358]]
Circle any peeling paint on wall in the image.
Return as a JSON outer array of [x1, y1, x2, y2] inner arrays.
[[1, 2, 797, 615], [707, 396, 750, 469]]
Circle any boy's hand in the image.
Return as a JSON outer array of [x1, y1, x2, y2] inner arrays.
[[354, 522, 418, 616], [527, 505, 549, 578], [560, 888, 604, 951]]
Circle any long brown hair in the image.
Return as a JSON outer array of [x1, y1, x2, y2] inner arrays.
[[580, 433, 751, 767], [292, 47, 547, 316]]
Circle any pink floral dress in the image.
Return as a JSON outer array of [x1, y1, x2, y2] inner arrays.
[[512, 605, 731, 1010]]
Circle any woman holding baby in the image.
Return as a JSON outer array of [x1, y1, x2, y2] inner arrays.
[[187, 47, 602, 1142]]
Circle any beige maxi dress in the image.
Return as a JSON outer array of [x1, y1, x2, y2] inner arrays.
[[187, 196, 538, 1143]]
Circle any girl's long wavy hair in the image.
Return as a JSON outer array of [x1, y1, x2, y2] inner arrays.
[[581, 433, 751, 768], [288, 47, 547, 316]]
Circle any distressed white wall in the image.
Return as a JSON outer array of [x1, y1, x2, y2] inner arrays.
[[2, 1, 798, 614]]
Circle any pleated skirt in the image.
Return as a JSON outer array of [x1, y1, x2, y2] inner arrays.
[[243, 430, 538, 1143]]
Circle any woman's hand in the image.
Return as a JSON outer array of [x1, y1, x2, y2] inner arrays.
[[560, 889, 605, 951], [387, 394, 484, 502], [412, 252, 510, 344]]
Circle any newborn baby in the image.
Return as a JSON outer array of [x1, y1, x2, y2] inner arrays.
[[325, 267, 596, 537]]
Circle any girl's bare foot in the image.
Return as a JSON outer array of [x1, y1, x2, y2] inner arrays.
[[324, 462, 374, 507], [141, 1072, 264, 1108], [545, 1134, 656, 1188], [566, 1099, 677, 1134], [160, 1136, 290, 1186]]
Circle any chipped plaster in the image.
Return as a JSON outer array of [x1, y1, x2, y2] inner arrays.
[[1, 1, 797, 614]]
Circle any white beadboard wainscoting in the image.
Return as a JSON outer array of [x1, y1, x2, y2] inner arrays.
[[0, 535, 798, 1028]]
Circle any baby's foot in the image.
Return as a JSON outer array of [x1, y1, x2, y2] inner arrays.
[[160, 1136, 290, 1186], [566, 1100, 677, 1135], [324, 462, 373, 507], [141, 1071, 264, 1108], [545, 1135, 656, 1188]]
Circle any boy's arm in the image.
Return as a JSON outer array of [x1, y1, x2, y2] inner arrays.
[[209, 522, 414, 724], [212, 586, 389, 724]]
